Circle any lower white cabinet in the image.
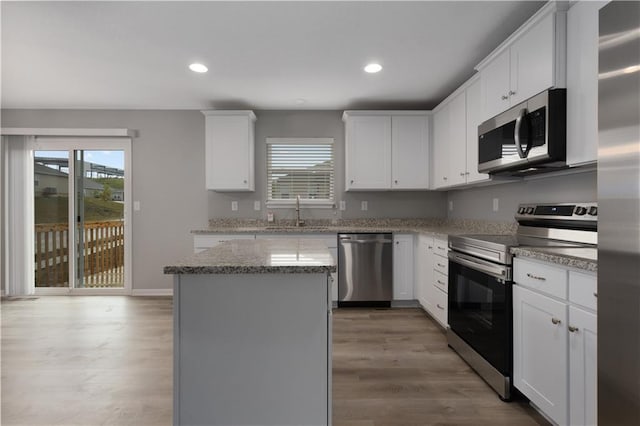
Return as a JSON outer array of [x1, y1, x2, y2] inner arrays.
[[415, 235, 449, 328], [415, 235, 434, 310], [513, 285, 568, 425], [393, 234, 414, 300], [513, 258, 597, 426]]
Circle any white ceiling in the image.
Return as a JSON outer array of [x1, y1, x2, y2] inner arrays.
[[1, 1, 544, 110]]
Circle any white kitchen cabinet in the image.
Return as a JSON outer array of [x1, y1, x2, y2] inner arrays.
[[447, 91, 467, 187], [476, 3, 567, 121], [391, 115, 429, 189], [566, 0, 607, 166], [569, 305, 597, 426], [344, 115, 392, 190], [343, 112, 428, 191], [481, 49, 512, 120], [202, 110, 256, 191], [514, 258, 598, 426], [432, 105, 450, 189], [415, 235, 434, 310], [465, 78, 491, 184], [393, 234, 414, 300], [513, 284, 568, 425]]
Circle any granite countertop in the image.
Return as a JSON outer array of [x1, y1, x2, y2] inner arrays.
[[511, 246, 598, 272], [192, 218, 518, 241], [164, 238, 336, 275]]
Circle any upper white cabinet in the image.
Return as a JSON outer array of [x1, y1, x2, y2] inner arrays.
[[343, 111, 429, 191], [476, 3, 567, 121], [431, 76, 491, 190], [432, 105, 450, 189], [202, 110, 256, 191], [344, 115, 392, 190], [566, 0, 608, 166]]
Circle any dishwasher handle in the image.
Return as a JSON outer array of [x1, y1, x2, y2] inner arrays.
[[339, 238, 393, 244]]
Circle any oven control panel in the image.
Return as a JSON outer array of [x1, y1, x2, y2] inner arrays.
[[515, 202, 598, 221]]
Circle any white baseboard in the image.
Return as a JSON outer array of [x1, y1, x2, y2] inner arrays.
[[131, 288, 173, 297]]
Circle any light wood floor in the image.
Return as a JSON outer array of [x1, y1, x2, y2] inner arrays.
[[1, 297, 549, 426]]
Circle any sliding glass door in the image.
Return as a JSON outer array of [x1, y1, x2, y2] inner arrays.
[[32, 139, 131, 293]]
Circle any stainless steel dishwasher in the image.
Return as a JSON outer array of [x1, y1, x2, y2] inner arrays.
[[337, 233, 392, 307]]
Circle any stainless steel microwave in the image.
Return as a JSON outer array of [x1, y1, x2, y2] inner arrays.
[[477, 89, 566, 175]]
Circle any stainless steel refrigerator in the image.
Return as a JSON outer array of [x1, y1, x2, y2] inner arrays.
[[598, 2, 640, 424]]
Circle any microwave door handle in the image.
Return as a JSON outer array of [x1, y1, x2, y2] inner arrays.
[[514, 108, 528, 158]]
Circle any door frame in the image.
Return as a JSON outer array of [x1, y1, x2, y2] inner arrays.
[[31, 137, 132, 295]]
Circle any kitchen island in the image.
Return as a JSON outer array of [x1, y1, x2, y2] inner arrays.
[[164, 238, 336, 426]]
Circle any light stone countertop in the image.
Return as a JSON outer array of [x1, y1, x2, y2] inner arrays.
[[511, 246, 598, 272], [164, 238, 336, 275]]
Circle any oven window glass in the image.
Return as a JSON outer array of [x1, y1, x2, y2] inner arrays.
[[448, 259, 512, 375]]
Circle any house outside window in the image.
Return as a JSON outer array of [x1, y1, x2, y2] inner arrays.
[[266, 138, 335, 207]]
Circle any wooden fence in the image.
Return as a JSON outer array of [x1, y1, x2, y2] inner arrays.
[[34, 220, 124, 288]]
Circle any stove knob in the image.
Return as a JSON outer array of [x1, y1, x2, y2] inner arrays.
[[575, 206, 588, 216], [588, 206, 598, 216], [526, 207, 535, 214], [518, 207, 525, 214]]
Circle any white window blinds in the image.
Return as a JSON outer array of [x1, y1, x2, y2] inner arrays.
[[266, 138, 334, 204]]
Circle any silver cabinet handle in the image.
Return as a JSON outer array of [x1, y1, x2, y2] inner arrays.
[[460, 172, 465, 176], [443, 176, 448, 180], [509, 90, 517, 96], [551, 317, 561, 325], [350, 180, 354, 184], [593, 292, 598, 298], [465, 172, 470, 175], [394, 180, 398, 184], [428, 246, 433, 249], [436, 280, 446, 286], [568, 325, 579, 333], [243, 180, 247, 184], [501, 95, 509, 100], [437, 304, 445, 310], [526, 273, 546, 281], [437, 263, 445, 268], [437, 246, 445, 250]]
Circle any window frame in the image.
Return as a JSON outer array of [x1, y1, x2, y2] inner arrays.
[[265, 137, 335, 208]]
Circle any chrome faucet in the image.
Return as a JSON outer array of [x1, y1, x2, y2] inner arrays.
[[295, 195, 304, 227]]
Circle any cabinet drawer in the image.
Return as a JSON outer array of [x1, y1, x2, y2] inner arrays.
[[193, 234, 255, 251], [432, 286, 448, 327], [433, 256, 448, 276], [514, 258, 568, 300], [433, 270, 448, 294], [434, 238, 448, 258], [569, 271, 597, 311]]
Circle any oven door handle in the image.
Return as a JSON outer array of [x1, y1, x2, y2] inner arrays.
[[448, 251, 510, 282]]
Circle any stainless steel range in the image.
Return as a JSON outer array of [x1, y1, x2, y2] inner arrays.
[[447, 202, 597, 400]]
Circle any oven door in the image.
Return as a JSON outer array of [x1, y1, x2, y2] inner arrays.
[[448, 251, 512, 375]]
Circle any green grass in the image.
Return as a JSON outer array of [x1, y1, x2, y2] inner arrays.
[[35, 196, 124, 224]]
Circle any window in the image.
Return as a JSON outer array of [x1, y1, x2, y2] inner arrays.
[[266, 138, 334, 206]]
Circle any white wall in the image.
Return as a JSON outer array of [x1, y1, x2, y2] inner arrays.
[[447, 170, 597, 222]]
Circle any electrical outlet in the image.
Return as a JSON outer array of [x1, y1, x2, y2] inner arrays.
[[449, 200, 453, 211], [339, 200, 346, 211], [254, 200, 261, 211], [231, 201, 238, 211], [493, 198, 499, 212], [361, 201, 368, 211], [133, 201, 140, 211]]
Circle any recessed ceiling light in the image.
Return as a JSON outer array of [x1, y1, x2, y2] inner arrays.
[[189, 63, 208, 73], [364, 63, 382, 73]]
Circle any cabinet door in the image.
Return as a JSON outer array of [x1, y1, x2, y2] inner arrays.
[[480, 49, 511, 121], [447, 91, 467, 186], [566, 1, 605, 166], [509, 12, 555, 105], [393, 234, 414, 300], [465, 78, 491, 184], [513, 285, 568, 426], [205, 115, 254, 191], [432, 105, 450, 188], [345, 115, 392, 190], [569, 306, 597, 426], [391, 115, 429, 189]]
